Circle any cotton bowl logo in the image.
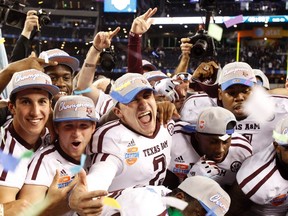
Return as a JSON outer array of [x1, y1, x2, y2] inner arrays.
[[111, 0, 130, 10], [125, 146, 139, 165]]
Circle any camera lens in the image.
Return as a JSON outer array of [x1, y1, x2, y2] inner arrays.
[[39, 15, 50, 26], [100, 52, 116, 72], [191, 39, 208, 58]]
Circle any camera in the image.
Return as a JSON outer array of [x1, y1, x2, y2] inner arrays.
[[189, 29, 216, 60], [37, 9, 51, 27], [100, 49, 116, 72], [0, 1, 50, 29]]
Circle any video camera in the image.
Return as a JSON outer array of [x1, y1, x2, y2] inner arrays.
[[189, 0, 218, 60], [0, 1, 50, 29], [189, 29, 216, 60]]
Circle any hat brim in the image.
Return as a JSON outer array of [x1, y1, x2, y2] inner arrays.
[[190, 79, 219, 98], [45, 55, 80, 72], [110, 87, 155, 104], [199, 200, 217, 216], [143, 64, 157, 71], [54, 117, 98, 122], [221, 78, 254, 91], [10, 84, 60, 99]]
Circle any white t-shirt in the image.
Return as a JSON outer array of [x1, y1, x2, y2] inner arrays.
[[0, 122, 49, 189], [86, 119, 175, 192], [25, 142, 91, 216]]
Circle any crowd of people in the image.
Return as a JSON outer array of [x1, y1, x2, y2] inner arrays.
[[1, 6, 288, 216]]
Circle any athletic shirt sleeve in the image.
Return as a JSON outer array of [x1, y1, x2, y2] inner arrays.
[[87, 153, 122, 191]]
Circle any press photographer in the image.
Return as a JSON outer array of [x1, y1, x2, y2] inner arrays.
[[0, 1, 50, 29]]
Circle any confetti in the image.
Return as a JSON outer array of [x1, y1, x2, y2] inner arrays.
[[70, 154, 87, 175], [224, 15, 244, 28], [103, 197, 121, 209], [207, 23, 223, 42], [0, 150, 20, 172], [20, 150, 34, 159]]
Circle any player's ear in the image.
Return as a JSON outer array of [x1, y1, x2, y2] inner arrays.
[[112, 106, 123, 119], [273, 141, 280, 153], [218, 88, 222, 101], [175, 191, 185, 200], [8, 101, 16, 115]]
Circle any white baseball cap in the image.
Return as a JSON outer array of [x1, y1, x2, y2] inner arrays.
[[10, 69, 59, 99], [53, 95, 98, 122], [253, 69, 270, 90], [110, 73, 155, 104], [218, 62, 256, 91], [143, 70, 167, 82], [196, 107, 236, 141], [39, 48, 80, 72], [142, 59, 157, 71], [178, 176, 231, 216]]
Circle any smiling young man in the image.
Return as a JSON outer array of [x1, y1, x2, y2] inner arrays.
[[18, 95, 99, 215], [166, 107, 252, 188], [83, 73, 175, 193], [38, 48, 80, 106], [0, 69, 59, 211]]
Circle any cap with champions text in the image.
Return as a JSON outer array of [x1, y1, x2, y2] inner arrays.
[[110, 73, 155, 104], [196, 107, 236, 141], [218, 62, 256, 91], [53, 95, 98, 122], [178, 175, 231, 216], [39, 48, 80, 73], [272, 116, 288, 146], [9, 69, 59, 99]]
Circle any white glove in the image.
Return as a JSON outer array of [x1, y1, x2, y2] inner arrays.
[[154, 78, 179, 102], [188, 158, 220, 178]]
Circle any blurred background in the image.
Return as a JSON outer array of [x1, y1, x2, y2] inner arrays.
[[1, 0, 288, 85]]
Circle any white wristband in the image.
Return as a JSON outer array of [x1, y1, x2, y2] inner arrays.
[[0, 203, 4, 216]]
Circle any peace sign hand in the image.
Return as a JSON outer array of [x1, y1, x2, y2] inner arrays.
[[130, 7, 157, 35]]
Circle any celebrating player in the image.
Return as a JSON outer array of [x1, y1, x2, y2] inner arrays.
[[68, 73, 175, 215], [180, 61, 288, 154], [0, 69, 59, 212], [18, 95, 104, 215], [167, 106, 252, 188], [227, 116, 288, 215]]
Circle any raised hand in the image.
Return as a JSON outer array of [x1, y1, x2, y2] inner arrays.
[[22, 10, 39, 38], [130, 7, 157, 35], [93, 27, 121, 52]]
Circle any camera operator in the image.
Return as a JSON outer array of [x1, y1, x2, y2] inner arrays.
[[10, 10, 39, 62]]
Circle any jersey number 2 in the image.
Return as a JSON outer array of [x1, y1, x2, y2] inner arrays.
[[149, 153, 167, 185]]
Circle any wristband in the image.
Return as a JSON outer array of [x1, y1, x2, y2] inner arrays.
[[129, 31, 142, 38], [0, 203, 4, 216], [92, 44, 102, 52], [84, 62, 96, 68], [73, 87, 92, 95]]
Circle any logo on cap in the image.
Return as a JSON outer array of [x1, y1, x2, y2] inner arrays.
[[199, 120, 205, 129]]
